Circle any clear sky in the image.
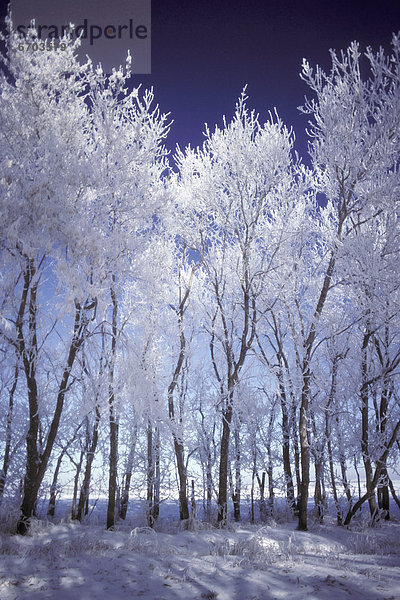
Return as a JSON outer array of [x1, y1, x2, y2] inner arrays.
[[1, 0, 400, 160], [143, 0, 400, 160]]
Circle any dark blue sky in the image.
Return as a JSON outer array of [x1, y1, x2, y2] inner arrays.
[[144, 0, 400, 161], [2, 0, 400, 162]]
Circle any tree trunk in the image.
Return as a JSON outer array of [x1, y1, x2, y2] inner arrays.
[[266, 406, 275, 518], [297, 250, 336, 532], [388, 477, 400, 510], [344, 419, 400, 525], [250, 467, 255, 523], [282, 397, 296, 515], [175, 439, 189, 520], [146, 420, 161, 527], [256, 472, 267, 521], [153, 426, 160, 522], [107, 414, 118, 528], [191, 479, 197, 519], [327, 430, 342, 525], [217, 397, 233, 525], [297, 365, 311, 531], [233, 425, 241, 521], [291, 399, 301, 510], [167, 263, 197, 522], [206, 448, 213, 518], [17, 293, 92, 534], [106, 280, 119, 530], [377, 467, 390, 519], [118, 425, 137, 520], [376, 368, 391, 520], [0, 364, 18, 500], [314, 460, 325, 523], [71, 450, 84, 519], [146, 420, 154, 527], [360, 333, 378, 520], [47, 449, 66, 517], [77, 407, 101, 521]]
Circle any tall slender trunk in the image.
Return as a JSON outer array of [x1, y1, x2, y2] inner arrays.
[[217, 391, 234, 524], [233, 424, 241, 521], [344, 419, 400, 525], [298, 364, 311, 531], [206, 448, 213, 518], [146, 419, 154, 527], [47, 449, 66, 517], [213, 274, 256, 526], [256, 471, 267, 521], [376, 361, 391, 519], [377, 467, 390, 519], [71, 450, 84, 519], [167, 265, 196, 522], [199, 407, 214, 519], [327, 440, 341, 525], [360, 332, 378, 520], [146, 421, 160, 527], [118, 425, 138, 520], [280, 388, 296, 514], [297, 252, 336, 531], [107, 279, 119, 530], [388, 477, 400, 510], [146, 422, 160, 527], [336, 416, 352, 506], [311, 409, 325, 523], [291, 400, 301, 505], [77, 407, 101, 521], [267, 466, 274, 519], [153, 426, 160, 522], [17, 273, 91, 534], [191, 479, 196, 519], [250, 455, 256, 523], [0, 364, 19, 499], [326, 419, 342, 524], [314, 460, 325, 522], [324, 354, 342, 523]]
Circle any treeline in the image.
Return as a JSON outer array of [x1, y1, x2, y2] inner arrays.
[[0, 23, 399, 534]]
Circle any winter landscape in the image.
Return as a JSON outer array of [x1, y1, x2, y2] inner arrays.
[[1, 1, 400, 598], [0, 499, 400, 599]]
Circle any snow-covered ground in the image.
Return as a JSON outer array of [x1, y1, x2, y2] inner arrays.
[[0, 510, 400, 600]]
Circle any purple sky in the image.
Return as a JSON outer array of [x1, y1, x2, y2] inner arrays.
[[144, 0, 400, 160], [2, 0, 400, 161]]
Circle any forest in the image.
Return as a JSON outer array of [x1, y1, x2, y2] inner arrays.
[[0, 21, 399, 546]]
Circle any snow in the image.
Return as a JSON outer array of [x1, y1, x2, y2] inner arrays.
[[1, 516, 399, 600]]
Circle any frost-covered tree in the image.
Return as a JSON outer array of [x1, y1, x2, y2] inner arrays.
[[174, 91, 310, 524], [296, 33, 400, 530], [0, 23, 99, 533], [84, 56, 170, 530]]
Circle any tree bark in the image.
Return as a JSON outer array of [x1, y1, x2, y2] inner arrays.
[[106, 280, 119, 530], [280, 386, 296, 514], [146, 421, 160, 527], [217, 393, 234, 524], [71, 450, 84, 520], [233, 424, 241, 521], [47, 449, 66, 517], [118, 425, 137, 520], [0, 364, 19, 500], [344, 418, 400, 525], [360, 332, 378, 520], [167, 264, 197, 522], [77, 407, 101, 521], [388, 477, 400, 510], [17, 281, 92, 534], [256, 472, 268, 521]]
